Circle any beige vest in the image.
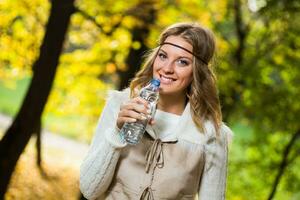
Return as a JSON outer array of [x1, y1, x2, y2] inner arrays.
[[99, 132, 205, 200]]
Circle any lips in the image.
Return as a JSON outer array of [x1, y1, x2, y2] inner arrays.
[[159, 74, 176, 84]]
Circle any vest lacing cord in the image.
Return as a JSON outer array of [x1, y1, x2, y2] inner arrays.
[[140, 186, 154, 200], [141, 139, 164, 200], [145, 139, 164, 173]]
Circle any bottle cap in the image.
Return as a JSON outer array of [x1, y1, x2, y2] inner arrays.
[[151, 78, 160, 87]]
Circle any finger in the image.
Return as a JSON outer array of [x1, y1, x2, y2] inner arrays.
[[119, 109, 148, 121], [121, 102, 150, 116], [121, 98, 147, 110], [119, 117, 137, 123], [132, 97, 149, 108], [117, 117, 137, 129], [148, 118, 155, 125]]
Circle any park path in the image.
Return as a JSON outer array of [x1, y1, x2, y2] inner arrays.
[[0, 113, 89, 169]]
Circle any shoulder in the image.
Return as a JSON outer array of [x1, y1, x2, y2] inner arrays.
[[220, 122, 234, 144], [106, 88, 130, 106], [175, 104, 233, 145], [204, 120, 234, 146]]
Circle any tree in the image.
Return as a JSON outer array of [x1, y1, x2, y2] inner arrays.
[[213, 0, 300, 199], [1, 0, 299, 198], [0, 0, 75, 197], [118, 0, 158, 90]]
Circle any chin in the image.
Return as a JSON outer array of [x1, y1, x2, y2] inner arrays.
[[159, 87, 180, 96]]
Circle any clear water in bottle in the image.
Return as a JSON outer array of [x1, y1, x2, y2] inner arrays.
[[120, 78, 160, 145]]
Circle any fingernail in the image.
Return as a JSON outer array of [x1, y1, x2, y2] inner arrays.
[[141, 115, 147, 120], [138, 105, 144, 110]]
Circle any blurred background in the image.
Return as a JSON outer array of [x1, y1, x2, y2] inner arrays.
[[0, 0, 299, 199]]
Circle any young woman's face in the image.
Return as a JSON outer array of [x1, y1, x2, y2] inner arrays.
[[153, 36, 193, 97]]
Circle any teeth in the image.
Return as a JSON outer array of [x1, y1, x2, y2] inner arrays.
[[161, 75, 173, 84]]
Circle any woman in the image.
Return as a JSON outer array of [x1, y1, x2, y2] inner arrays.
[[80, 22, 233, 200]]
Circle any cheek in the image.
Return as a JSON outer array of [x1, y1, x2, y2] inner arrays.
[[178, 69, 193, 83], [185, 75, 193, 87], [187, 71, 193, 83], [153, 59, 162, 73]]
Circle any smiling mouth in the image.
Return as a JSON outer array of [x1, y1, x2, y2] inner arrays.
[[160, 74, 176, 84]]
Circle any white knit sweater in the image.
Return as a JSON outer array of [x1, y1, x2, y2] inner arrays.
[[80, 89, 233, 200]]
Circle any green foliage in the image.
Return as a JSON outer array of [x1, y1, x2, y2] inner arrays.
[[228, 123, 299, 200], [0, 0, 299, 199], [217, 1, 300, 199]]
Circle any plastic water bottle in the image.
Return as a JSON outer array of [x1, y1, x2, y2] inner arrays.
[[120, 78, 160, 145]]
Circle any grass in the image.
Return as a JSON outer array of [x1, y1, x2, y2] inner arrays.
[[0, 77, 92, 142], [0, 78, 30, 116], [43, 113, 90, 141]]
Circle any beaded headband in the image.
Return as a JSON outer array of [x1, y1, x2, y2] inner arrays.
[[160, 42, 208, 65]]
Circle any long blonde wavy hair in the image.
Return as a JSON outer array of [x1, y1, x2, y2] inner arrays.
[[129, 22, 222, 135]]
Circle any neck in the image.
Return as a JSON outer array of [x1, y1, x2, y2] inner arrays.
[[157, 93, 187, 115]]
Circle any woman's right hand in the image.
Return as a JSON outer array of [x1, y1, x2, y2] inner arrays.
[[116, 97, 151, 129]]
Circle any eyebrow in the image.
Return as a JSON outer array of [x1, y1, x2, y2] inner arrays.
[[160, 42, 208, 65], [159, 49, 193, 62]]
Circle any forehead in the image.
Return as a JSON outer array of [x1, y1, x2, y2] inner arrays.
[[160, 36, 193, 57]]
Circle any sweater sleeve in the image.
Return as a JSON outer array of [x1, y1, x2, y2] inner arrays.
[[198, 123, 233, 200], [80, 91, 127, 200]]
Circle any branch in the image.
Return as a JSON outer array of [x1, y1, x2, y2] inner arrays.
[[74, 0, 158, 36], [74, 7, 123, 36], [233, 0, 249, 66], [267, 129, 300, 200], [221, 0, 250, 120], [288, 146, 300, 164]]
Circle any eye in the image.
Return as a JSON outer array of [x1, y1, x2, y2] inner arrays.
[[176, 59, 190, 67], [158, 52, 167, 60]]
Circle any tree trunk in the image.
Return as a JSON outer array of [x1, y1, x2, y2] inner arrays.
[[267, 129, 300, 200], [220, 0, 249, 121], [0, 0, 75, 197], [118, 1, 157, 90], [118, 26, 149, 90], [35, 120, 42, 170]]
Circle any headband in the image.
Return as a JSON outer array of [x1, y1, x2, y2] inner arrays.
[[160, 42, 208, 65]]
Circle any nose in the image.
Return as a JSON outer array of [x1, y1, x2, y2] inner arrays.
[[162, 60, 174, 73]]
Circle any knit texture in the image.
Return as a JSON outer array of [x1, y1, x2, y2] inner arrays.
[[80, 89, 233, 200]]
